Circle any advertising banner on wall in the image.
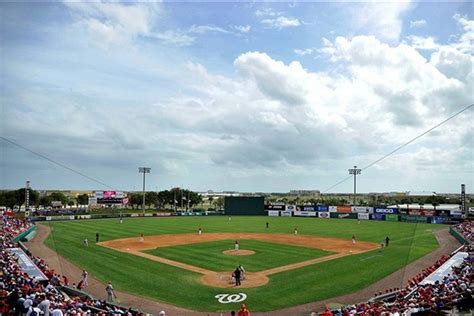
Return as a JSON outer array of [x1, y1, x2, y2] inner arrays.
[[286, 205, 296, 212], [351, 206, 374, 213], [385, 214, 399, 222], [302, 205, 316, 211], [317, 205, 329, 212], [329, 206, 338, 212], [318, 211, 330, 218], [337, 205, 352, 213], [431, 217, 445, 224], [280, 211, 292, 217], [450, 208, 463, 216], [372, 213, 385, 220], [375, 208, 398, 214], [330, 212, 358, 219], [268, 211, 280, 217], [265, 204, 285, 210], [293, 211, 317, 217], [358, 213, 370, 220]]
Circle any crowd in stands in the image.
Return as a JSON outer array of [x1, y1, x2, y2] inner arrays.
[[0, 216, 147, 315], [453, 221, 474, 243], [322, 220, 473, 315]]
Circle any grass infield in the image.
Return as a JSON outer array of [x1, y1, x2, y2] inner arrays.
[[145, 239, 333, 272], [43, 216, 441, 312]]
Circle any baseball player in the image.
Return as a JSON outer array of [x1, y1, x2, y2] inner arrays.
[[235, 240, 240, 251], [83, 238, 88, 247], [139, 233, 144, 243], [352, 234, 356, 244], [198, 227, 202, 235], [294, 227, 298, 235], [81, 270, 89, 287]]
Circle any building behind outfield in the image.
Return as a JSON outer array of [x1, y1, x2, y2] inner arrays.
[[224, 196, 265, 215]]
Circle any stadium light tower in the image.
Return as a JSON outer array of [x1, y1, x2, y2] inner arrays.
[[138, 167, 151, 214], [348, 166, 361, 205]]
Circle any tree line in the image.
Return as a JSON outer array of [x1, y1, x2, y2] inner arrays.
[[0, 188, 89, 209]]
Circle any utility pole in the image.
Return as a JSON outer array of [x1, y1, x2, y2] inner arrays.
[[348, 166, 361, 205], [138, 167, 151, 214]]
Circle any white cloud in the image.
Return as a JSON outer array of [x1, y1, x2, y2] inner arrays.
[[151, 30, 195, 47], [453, 13, 474, 53], [294, 48, 315, 56], [350, 1, 413, 42], [261, 16, 301, 29], [404, 35, 440, 50], [255, 7, 301, 29], [188, 25, 229, 34], [410, 19, 427, 28], [233, 25, 251, 33], [65, 2, 160, 45]]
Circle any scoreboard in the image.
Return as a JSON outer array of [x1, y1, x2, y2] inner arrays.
[[95, 191, 125, 204]]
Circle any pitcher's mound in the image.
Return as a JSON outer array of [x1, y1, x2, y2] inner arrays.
[[223, 249, 255, 256]]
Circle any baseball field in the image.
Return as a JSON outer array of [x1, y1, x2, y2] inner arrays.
[[42, 216, 442, 312]]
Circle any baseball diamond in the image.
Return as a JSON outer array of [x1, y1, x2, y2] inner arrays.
[[31, 216, 455, 313]]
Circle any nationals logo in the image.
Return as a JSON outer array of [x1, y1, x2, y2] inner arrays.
[[215, 293, 247, 304]]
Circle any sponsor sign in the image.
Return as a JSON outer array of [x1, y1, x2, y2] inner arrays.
[[280, 211, 292, 217], [318, 211, 330, 218], [293, 211, 317, 217], [385, 214, 399, 222], [420, 252, 468, 285], [337, 205, 352, 213], [265, 204, 285, 211], [422, 210, 436, 217], [103, 191, 116, 198], [95, 191, 104, 199], [372, 213, 385, 221], [328, 206, 338, 212], [431, 216, 445, 224], [155, 212, 172, 217], [358, 213, 370, 220], [302, 205, 316, 211], [116, 191, 124, 198], [88, 197, 97, 205], [317, 205, 329, 212], [76, 215, 91, 219], [450, 208, 463, 216], [401, 215, 429, 223], [352, 206, 370, 213], [9, 248, 48, 281], [375, 208, 398, 214], [330, 212, 357, 219], [286, 205, 296, 211], [268, 211, 280, 217]]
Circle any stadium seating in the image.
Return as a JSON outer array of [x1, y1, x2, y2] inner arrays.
[[322, 220, 473, 315], [0, 216, 147, 315]]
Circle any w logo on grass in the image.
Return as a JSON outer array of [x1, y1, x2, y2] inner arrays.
[[215, 293, 247, 304]]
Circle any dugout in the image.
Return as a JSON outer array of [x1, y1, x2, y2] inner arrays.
[[224, 196, 265, 215]]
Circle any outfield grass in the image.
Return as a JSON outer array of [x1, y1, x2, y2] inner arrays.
[[145, 239, 333, 272], [43, 216, 443, 312]]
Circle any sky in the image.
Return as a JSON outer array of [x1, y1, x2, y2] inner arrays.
[[0, 0, 473, 194]]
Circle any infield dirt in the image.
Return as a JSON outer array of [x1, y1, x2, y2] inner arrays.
[[99, 233, 379, 288]]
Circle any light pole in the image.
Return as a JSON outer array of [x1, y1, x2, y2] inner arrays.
[[138, 167, 151, 214], [348, 166, 361, 205]]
